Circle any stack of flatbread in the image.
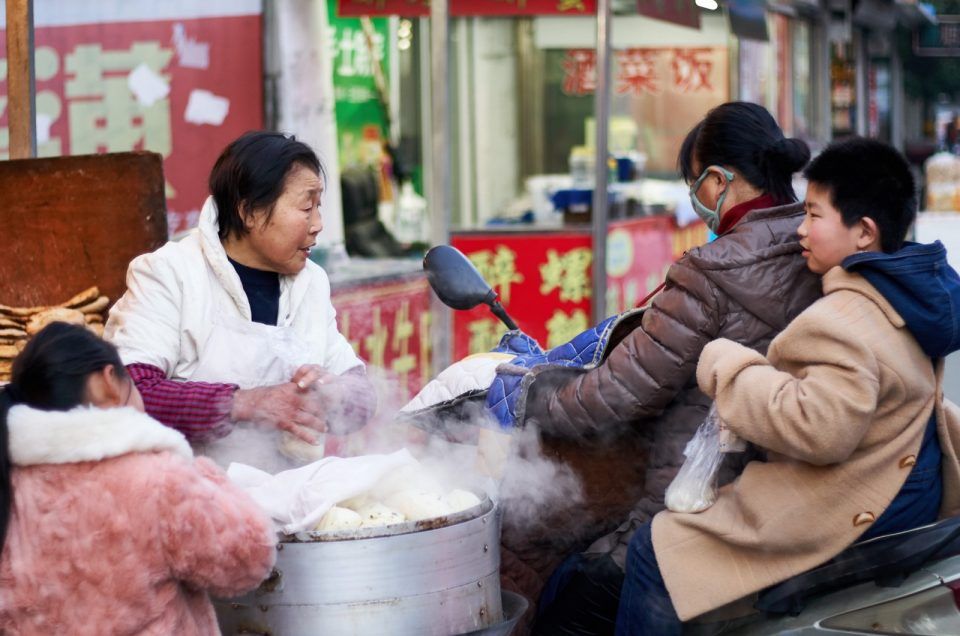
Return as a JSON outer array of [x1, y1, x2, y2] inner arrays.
[[1, 287, 110, 382]]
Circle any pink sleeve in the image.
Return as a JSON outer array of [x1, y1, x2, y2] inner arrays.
[[128, 363, 237, 443], [157, 455, 277, 599]]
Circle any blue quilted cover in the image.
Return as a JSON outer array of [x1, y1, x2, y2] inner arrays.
[[484, 314, 621, 430]]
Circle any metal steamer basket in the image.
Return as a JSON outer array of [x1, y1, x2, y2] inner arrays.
[[215, 495, 506, 636]]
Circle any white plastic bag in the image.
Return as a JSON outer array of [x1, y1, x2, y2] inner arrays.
[[665, 404, 745, 514]]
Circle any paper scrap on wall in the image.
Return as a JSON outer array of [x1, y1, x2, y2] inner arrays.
[[127, 63, 171, 107], [184, 89, 230, 126]]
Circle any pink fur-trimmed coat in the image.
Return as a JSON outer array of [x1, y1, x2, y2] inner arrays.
[[0, 404, 277, 635]]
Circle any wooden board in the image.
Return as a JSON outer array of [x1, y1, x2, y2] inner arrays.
[[0, 152, 168, 307]]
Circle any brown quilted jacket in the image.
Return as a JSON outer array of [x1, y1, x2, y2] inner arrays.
[[522, 201, 822, 568]]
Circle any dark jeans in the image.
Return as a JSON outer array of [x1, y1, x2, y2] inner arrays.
[[615, 522, 682, 636], [533, 552, 624, 636]]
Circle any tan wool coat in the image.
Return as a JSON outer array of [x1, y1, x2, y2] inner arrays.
[[652, 266, 960, 621]]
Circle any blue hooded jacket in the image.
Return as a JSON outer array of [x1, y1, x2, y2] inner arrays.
[[843, 240, 960, 538], [843, 241, 960, 359]]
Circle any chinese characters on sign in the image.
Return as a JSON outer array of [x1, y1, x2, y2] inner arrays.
[[451, 234, 593, 359], [327, 4, 392, 170], [0, 14, 264, 235], [333, 277, 432, 399], [562, 48, 717, 97], [562, 50, 596, 96], [616, 49, 660, 96], [451, 218, 708, 360], [545, 309, 589, 349], [469, 246, 525, 304], [540, 247, 591, 303]]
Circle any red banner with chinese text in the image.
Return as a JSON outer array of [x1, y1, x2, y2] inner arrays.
[[562, 47, 724, 97], [450, 232, 593, 360], [332, 276, 433, 400], [0, 15, 264, 236], [450, 217, 707, 360], [337, 0, 595, 17], [327, 275, 433, 457]]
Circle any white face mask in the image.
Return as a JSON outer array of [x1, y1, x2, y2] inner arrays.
[[689, 166, 735, 233]]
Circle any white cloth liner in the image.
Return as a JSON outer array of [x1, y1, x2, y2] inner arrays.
[[227, 449, 418, 534]]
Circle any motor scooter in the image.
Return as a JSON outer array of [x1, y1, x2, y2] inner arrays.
[[421, 244, 960, 636]]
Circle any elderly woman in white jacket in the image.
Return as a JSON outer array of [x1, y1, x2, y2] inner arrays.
[[105, 132, 374, 468]]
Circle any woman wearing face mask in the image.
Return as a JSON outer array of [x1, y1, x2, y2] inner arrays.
[[529, 101, 823, 634], [105, 131, 375, 470], [0, 323, 276, 634]]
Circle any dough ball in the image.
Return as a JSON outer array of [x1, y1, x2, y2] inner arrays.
[[313, 506, 362, 532], [278, 432, 326, 464], [355, 502, 406, 528], [338, 495, 370, 511], [385, 489, 452, 521], [444, 489, 481, 513]]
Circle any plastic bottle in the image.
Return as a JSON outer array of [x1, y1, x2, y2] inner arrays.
[[395, 182, 428, 244]]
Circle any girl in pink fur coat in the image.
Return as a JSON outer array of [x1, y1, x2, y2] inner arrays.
[[0, 323, 277, 635]]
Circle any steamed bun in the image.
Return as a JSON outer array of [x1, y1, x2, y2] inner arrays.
[[355, 502, 406, 528], [278, 431, 327, 463], [314, 506, 363, 532], [385, 489, 452, 521], [444, 489, 481, 513]]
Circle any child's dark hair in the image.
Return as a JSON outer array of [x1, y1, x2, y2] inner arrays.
[[803, 137, 917, 253], [0, 322, 128, 554], [679, 101, 811, 204]]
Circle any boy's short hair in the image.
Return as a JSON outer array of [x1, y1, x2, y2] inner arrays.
[[803, 137, 917, 253]]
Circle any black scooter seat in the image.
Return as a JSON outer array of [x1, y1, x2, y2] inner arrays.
[[755, 515, 960, 616]]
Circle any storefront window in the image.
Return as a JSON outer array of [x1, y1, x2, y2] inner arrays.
[[830, 43, 856, 137], [540, 45, 729, 177], [738, 38, 772, 111], [792, 19, 814, 140], [868, 59, 891, 142]]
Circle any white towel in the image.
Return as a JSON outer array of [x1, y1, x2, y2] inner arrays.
[[227, 448, 419, 534]]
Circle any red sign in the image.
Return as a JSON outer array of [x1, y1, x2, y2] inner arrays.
[[337, 0, 595, 17], [451, 231, 594, 361], [608, 216, 708, 311], [328, 275, 432, 457], [450, 217, 707, 360], [0, 15, 264, 235], [562, 47, 719, 97], [332, 276, 433, 400]]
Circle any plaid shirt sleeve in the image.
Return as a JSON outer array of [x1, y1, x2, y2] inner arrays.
[[128, 363, 237, 444]]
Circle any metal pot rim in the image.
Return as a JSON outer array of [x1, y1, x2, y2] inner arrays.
[[284, 492, 494, 543]]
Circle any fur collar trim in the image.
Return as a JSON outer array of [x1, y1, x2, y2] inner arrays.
[[7, 404, 192, 467]]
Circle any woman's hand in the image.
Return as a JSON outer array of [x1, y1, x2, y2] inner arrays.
[[291, 364, 337, 391], [230, 382, 329, 443]]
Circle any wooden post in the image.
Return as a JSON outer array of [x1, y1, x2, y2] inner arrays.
[[5, 0, 36, 159]]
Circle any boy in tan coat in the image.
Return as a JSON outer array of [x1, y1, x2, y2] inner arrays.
[[615, 137, 960, 635]]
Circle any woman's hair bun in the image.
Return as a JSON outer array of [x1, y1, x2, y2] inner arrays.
[[763, 137, 811, 174]]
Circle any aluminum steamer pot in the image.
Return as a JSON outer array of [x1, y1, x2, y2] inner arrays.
[[215, 496, 503, 636]]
